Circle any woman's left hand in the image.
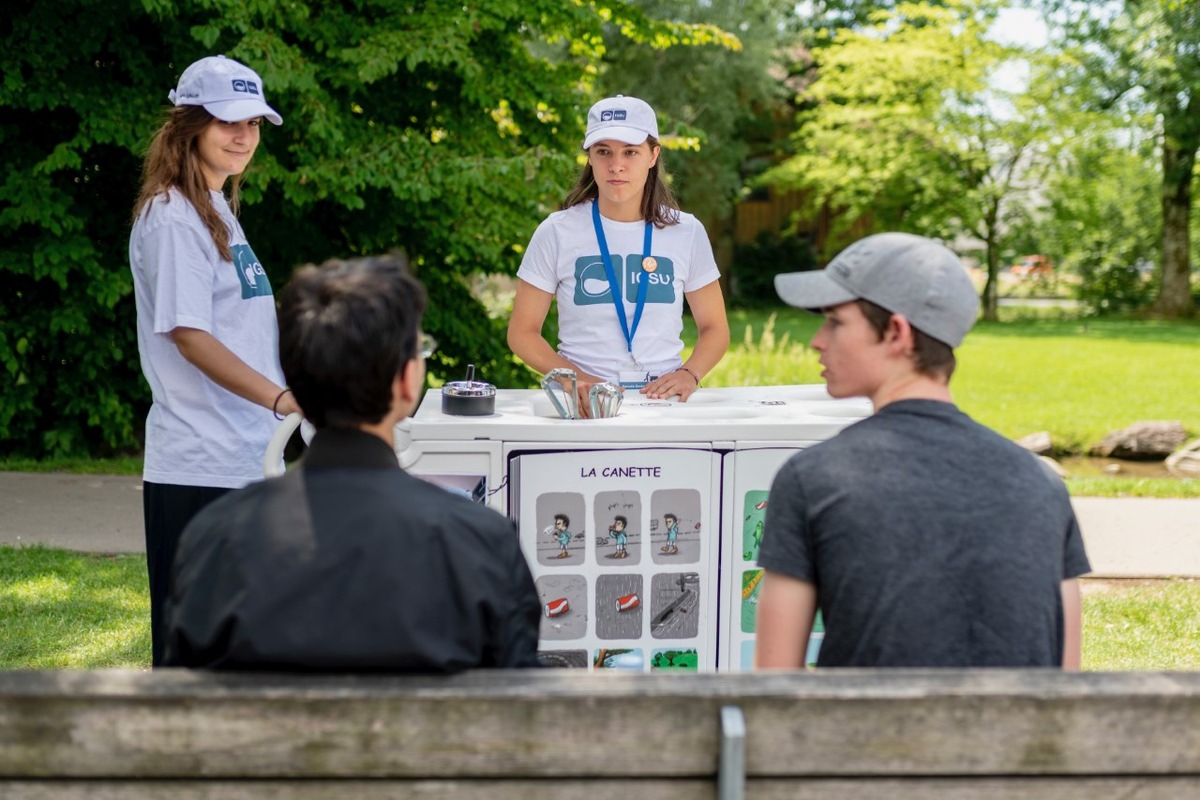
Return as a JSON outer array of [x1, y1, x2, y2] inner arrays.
[[641, 367, 700, 402]]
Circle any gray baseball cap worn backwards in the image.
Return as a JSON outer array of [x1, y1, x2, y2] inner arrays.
[[774, 232, 980, 347], [169, 55, 283, 126]]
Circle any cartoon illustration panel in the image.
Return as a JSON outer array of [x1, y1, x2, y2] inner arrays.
[[511, 447, 722, 671], [594, 490, 641, 566], [719, 446, 806, 672], [534, 492, 586, 566], [649, 489, 702, 565], [536, 574, 587, 641]]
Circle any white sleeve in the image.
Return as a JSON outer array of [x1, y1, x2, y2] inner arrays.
[[683, 218, 720, 292], [141, 218, 220, 335], [516, 217, 561, 294]]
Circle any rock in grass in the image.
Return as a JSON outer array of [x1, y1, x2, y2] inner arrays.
[[1092, 421, 1188, 460], [1015, 431, 1053, 455], [1166, 439, 1200, 478]]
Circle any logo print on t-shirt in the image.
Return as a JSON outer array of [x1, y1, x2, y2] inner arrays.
[[231, 244, 273, 299], [624, 255, 675, 303], [573, 255, 675, 306], [574, 257, 614, 305]]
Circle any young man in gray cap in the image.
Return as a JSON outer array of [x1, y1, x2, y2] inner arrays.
[[755, 232, 1090, 669]]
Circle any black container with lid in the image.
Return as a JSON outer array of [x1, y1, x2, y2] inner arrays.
[[441, 364, 496, 416]]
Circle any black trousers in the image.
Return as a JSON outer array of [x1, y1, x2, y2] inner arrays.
[[143, 482, 230, 666]]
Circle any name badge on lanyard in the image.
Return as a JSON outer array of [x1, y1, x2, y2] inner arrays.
[[592, 201, 654, 387]]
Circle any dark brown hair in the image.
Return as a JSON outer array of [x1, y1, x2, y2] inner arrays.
[[132, 105, 250, 262], [562, 136, 681, 228], [856, 299, 957, 380], [278, 254, 428, 429]]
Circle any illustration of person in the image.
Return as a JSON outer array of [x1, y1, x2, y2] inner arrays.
[[608, 515, 629, 559], [661, 512, 680, 555], [552, 513, 572, 559]]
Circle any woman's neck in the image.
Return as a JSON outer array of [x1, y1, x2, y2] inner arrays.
[[596, 194, 645, 223]]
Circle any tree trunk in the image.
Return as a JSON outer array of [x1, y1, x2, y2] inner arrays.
[[1152, 138, 1198, 317], [981, 239, 999, 322]]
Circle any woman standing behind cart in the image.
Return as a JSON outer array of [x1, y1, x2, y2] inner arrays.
[[507, 95, 729, 416], [129, 55, 298, 665]]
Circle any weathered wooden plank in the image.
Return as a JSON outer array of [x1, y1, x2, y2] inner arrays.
[[3, 670, 1200, 779], [3, 778, 1200, 800]]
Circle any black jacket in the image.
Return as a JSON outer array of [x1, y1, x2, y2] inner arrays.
[[163, 428, 541, 672]]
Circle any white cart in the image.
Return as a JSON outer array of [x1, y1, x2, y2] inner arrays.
[[396, 385, 870, 672]]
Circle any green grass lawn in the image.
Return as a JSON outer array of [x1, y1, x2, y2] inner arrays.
[[0, 546, 150, 669], [691, 309, 1200, 498], [704, 309, 1200, 450], [0, 546, 1192, 670]]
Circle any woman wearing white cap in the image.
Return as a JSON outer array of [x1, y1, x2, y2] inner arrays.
[[508, 95, 729, 415], [129, 55, 295, 665]]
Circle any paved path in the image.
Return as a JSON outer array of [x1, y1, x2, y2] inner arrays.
[[0, 472, 1197, 577]]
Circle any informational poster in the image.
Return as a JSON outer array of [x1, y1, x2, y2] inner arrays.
[[719, 446, 825, 671], [511, 448, 722, 671]]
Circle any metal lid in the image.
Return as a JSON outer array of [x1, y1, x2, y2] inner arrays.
[[442, 380, 496, 398]]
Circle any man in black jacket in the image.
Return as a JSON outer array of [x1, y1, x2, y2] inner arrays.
[[163, 254, 541, 671]]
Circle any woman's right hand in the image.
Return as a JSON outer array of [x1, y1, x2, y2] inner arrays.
[[571, 370, 608, 419]]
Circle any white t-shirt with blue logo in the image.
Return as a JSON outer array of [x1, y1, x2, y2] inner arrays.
[[130, 188, 284, 488], [517, 201, 721, 382]]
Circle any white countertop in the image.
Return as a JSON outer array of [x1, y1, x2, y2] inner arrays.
[[405, 385, 872, 444]]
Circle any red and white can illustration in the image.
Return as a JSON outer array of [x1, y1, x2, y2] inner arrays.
[[615, 593, 640, 612], [544, 597, 570, 618]]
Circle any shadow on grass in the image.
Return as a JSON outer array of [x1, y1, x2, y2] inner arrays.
[[0, 545, 150, 669]]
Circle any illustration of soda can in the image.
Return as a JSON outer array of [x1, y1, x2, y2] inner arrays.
[[544, 597, 570, 618], [615, 593, 640, 612]]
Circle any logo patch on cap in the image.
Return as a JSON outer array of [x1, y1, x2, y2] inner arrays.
[[230, 79, 260, 95]]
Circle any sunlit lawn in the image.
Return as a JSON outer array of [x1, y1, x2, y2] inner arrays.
[[0, 545, 1194, 671], [0, 546, 150, 669], [688, 309, 1200, 498]]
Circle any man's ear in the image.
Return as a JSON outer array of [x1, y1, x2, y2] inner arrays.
[[397, 358, 421, 405], [885, 313, 916, 355]]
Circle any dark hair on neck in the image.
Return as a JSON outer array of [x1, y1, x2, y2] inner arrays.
[[133, 105, 248, 262], [855, 299, 957, 380], [561, 136, 681, 228], [278, 253, 428, 429]]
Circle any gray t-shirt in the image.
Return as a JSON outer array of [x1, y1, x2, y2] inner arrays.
[[758, 399, 1091, 667]]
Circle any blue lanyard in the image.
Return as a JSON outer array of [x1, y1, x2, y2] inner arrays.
[[592, 200, 653, 359]]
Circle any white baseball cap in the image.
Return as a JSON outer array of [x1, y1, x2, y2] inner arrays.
[[582, 95, 658, 150], [168, 55, 283, 126], [774, 232, 980, 347]]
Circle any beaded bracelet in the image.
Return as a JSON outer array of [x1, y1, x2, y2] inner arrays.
[[675, 367, 701, 387]]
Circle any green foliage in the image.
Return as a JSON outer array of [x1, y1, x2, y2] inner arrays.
[[763, 0, 1070, 319], [1075, 258, 1154, 317], [1039, 0, 1200, 318], [0, 0, 729, 458], [730, 230, 817, 305], [595, 0, 801, 222]]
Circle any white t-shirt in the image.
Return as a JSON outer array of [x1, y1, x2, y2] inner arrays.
[[516, 201, 720, 382], [130, 188, 285, 488]]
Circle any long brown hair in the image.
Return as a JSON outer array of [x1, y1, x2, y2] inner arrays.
[[132, 105, 247, 262], [562, 136, 681, 228]]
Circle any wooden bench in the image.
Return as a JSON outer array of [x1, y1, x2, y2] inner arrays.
[[3, 669, 1199, 798]]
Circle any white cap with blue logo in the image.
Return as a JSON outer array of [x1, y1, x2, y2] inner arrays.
[[168, 55, 283, 126], [582, 95, 658, 150]]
